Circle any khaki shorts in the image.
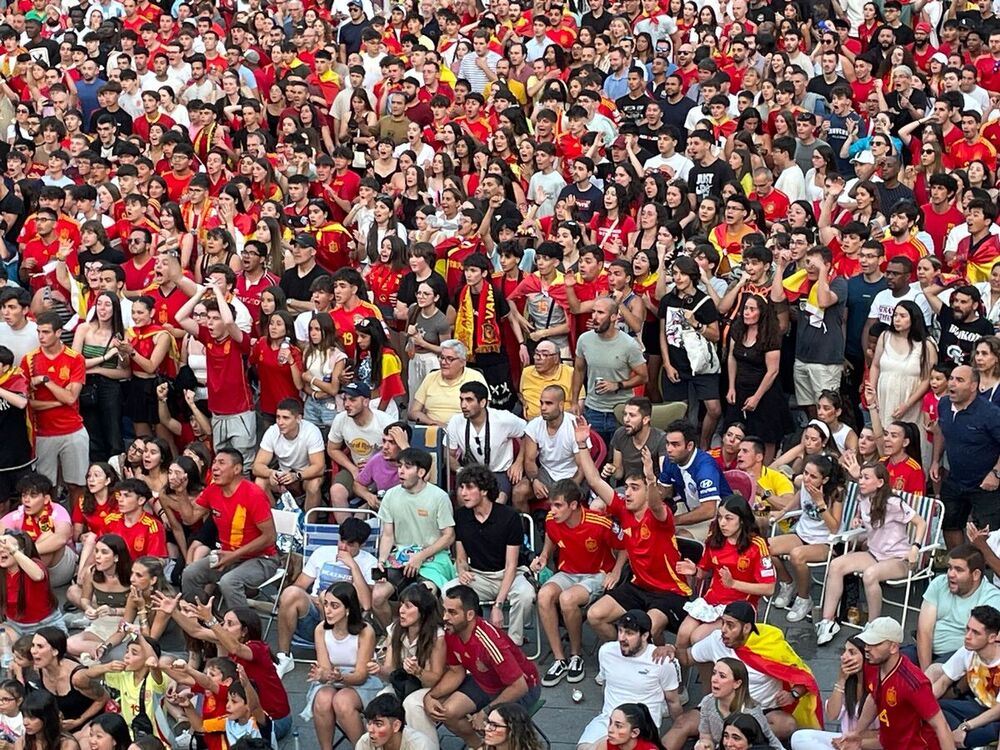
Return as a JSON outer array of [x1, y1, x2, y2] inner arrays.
[[793, 362, 843, 407], [545, 571, 606, 603]]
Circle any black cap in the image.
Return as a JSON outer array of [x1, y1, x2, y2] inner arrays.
[[616, 609, 652, 634], [723, 601, 759, 634], [342, 381, 372, 398]]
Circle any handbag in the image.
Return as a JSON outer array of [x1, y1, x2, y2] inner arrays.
[[131, 675, 154, 738], [679, 296, 719, 376], [389, 668, 423, 700]]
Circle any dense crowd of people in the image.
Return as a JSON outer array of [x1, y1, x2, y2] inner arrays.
[[2, 0, 1000, 747]]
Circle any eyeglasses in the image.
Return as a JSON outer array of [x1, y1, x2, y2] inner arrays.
[[921, 148, 935, 154], [484, 721, 508, 730], [439, 355, 459, 364], [534, 350, 558, 357]]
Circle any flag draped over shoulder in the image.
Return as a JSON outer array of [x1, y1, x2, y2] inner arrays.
[[782, 268, 825, 329], [0, 365, 32, 455], [735, 624, 823, 730]]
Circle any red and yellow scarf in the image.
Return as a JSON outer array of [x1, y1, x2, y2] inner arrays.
[[22, 500, 54, 540], [454, 282, 501, 361]]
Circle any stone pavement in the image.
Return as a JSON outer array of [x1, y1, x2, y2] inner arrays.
[[274, 579, 929, 750]]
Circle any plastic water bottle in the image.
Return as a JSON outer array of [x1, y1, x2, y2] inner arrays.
[[0, 630, 12, 677], [278, 337, 291, 365], [292, 729, 300, 750], [208, 544, 220, 568]]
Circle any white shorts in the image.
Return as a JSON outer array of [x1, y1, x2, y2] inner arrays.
[[578, 713, 610, 746]]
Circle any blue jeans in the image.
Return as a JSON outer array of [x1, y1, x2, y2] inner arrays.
[[941, 698, 1000, 746], [583, 407, 618, 459]]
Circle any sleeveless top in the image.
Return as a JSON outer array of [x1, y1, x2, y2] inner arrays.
[[92, 587, 129, 608], [324, 630, 361, 672], [40, 664, 93, 722]]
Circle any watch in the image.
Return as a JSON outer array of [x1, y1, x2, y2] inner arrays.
[[40, 376, 49, 384]]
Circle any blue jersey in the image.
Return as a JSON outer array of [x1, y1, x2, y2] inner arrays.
[[657, 448, 731, 512]]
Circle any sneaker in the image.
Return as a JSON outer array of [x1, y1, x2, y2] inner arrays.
[[566, 655, 585, 683], [174, 730, 194, 750], [275, 652, 295, 678], [542, 659, 568, 687], [816, 619, 841, 645], [786, 596, 813, 623], [772, 581, 796, 609], [594, 671, 606, 686]]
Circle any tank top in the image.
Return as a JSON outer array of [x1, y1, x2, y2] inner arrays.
[[324, 629, 362, 672], [794, 484, 834, 545], [830, 423, 852, 453], [40, 664, 93, 723], [92, 587, 128, 608]]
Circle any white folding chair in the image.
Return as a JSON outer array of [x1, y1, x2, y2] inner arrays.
[[249, 508, 302, 638], [762, 481, 859, 623]]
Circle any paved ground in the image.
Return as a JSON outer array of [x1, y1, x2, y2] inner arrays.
[[273, 577, 930, 750]]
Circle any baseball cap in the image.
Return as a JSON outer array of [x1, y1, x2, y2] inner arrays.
[[342, 382, 372, 399], [612, 136, 627, 149], [851, 151, 875, 165], [348, 0, 363, 6], [857, 617, 904, 645], [616, 609, 652, 633], [243, 49, 260, 65], [915, 21, 932, 33], [723, 601, 759, 634], [292, 233, 317, 248], [930, 51, 948, 65]]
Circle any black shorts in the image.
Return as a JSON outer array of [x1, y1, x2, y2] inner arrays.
[[941, 479, 1000, 532], [606, 579, 689, 633]]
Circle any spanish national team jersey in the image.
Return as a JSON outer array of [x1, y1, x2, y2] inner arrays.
[[882, 456, 926, 495], [103, 511, 168, 559], [196, 479, 277, 557], [544, 509, 620, 574], [606, 492, 690, 597], [699, 536, 775, 607], [863, 658, 942, 750]]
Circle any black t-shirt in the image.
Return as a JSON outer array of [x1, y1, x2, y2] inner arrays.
[[452, 286, 510, 367], [89, 107, 133, 135], [616, 92, 654, 125], [748, 1, 776, 26], [657, 289, 719, 376], [885, 87, 927, 132], [397, 270, 450, 314], [0, 188, 24, 246], [26, 38, 60, 68], [558, 181, 604, 223], [938, 306, 994, 366], [489, 199, 522, 239], [280, 264, 329, 302], [806, 75, 849, 105], [454, 501, 523, 572], [660, 97, 697, 150], [79, 246, 127, 269], [0, 393, 30, 469], [688, 159, 736, 201], [580, 9, 614, 34]]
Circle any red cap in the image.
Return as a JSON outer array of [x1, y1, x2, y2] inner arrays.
[[915, 21, 932, 33]]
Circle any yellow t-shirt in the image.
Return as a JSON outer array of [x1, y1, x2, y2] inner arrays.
[[757, 466, 794, 504], [519, 364, 582, 420], [413, 368, 488, 423], [104, 670, 167, 728]]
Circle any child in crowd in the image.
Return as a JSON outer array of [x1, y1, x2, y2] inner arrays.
[[0, 679, 24, 747], [178, 666, 266, 750], [163, 656, 236, 750], [82, 633, 167, 732]]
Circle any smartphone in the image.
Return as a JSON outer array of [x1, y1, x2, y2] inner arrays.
[[371, 566, 386, 581]]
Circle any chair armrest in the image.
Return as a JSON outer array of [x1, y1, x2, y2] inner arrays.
[[828, 528, 866, 545]]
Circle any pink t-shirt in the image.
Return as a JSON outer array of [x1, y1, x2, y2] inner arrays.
[[860, 494, 916, 561], [1, 504, 73, 547]]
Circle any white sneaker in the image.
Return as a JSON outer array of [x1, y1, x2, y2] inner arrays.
[[276, 652, 295, 678], [816, 619, 841, 645], [594, 671, 606, 686], [771, 581, 796, 609], [174, 730, 194, 750], [786, 596, 813, 623]]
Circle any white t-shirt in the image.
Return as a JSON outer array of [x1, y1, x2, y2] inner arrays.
[[868, 286, 933, 327], [524, 414, 586, 482], [597, 642, 679, 728], [0, 321, 38, 366], [259, 421, 325, 471], [328, 409, 393, 468], [691, 631, 783, 709], [302, 545, 378, 596], [643, 152, 693, 181], [446, 408, 527, 472]]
